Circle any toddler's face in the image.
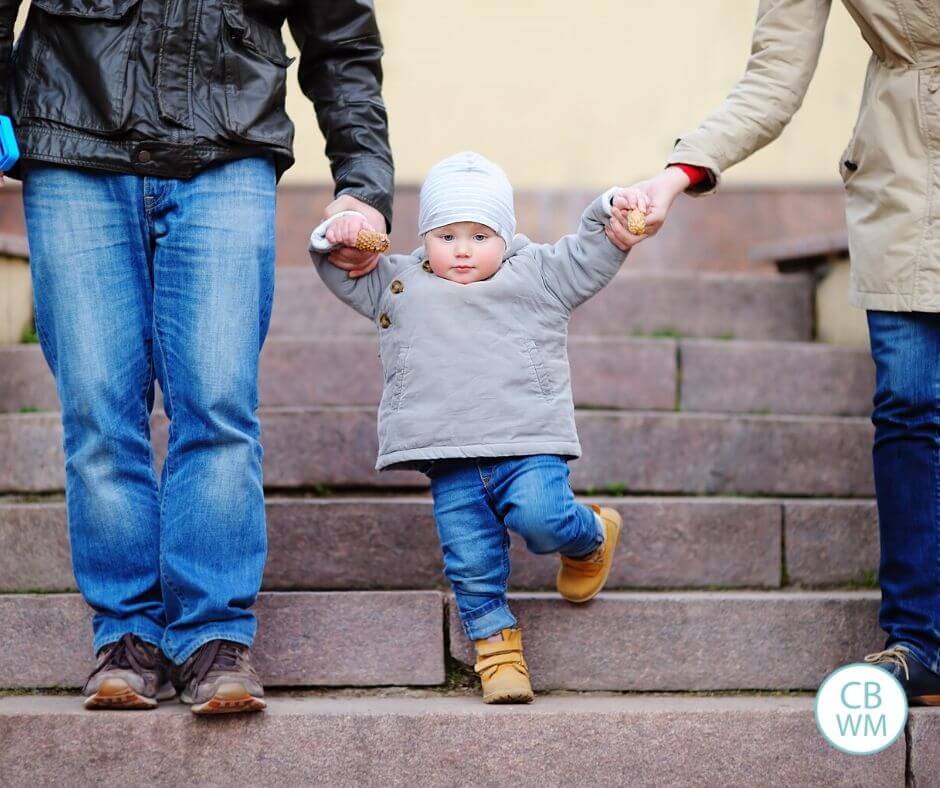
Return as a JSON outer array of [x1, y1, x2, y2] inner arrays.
[[423, 222, 506, 284]]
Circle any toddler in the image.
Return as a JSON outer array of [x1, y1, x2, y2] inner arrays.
[[309, 152, 647, 703]]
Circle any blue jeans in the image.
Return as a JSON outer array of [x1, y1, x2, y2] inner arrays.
[[426, 454, 603, 640], [869, 310, 940, 673], [23, 157, 276, 664]]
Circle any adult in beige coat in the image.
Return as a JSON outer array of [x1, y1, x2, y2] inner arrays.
[[612, 0, 940, 704]]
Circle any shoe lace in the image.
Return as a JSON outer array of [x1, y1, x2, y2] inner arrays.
[[89, 634, 154, 679], [864, 645, 911, 681], [560, 546, 605, 574], [582, 547, 605, 565], [180, 640, 243, 688]]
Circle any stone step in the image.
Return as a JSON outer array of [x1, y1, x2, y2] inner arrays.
[[0, 694, 912, 786], [0, 409, 874, 496], [0, 592, 444, 689], [785, 500, 879, 587], [0, 182, 852, 273], [271, 268, 814, 341], [0, 590, 879, 692], [0, 497, 879, 594], [0, 336, 678, 414], [0, 337, 875, 417], [0, 496, 780, 592], [679, 339, 874, 417], [0, 346, 52, 413], [448, 591, 882, 691]]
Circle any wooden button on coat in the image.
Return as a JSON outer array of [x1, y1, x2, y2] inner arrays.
[[379, 313, 391, 328], [390, 280, 404, 294], [422, 261, 432, 273]]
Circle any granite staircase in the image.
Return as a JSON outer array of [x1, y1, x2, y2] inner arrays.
[[1, 266, 934, 786]]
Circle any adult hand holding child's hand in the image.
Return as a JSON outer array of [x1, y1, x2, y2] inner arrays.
[[323, 194, 386, 278], [609, 167, 692, 249], [605, 186, 651, 252]]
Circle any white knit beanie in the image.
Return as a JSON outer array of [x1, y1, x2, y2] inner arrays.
[[417, 151, 515, 249]]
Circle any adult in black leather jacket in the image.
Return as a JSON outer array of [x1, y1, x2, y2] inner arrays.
[[10, 0, 394, 714], [0, 0, 394, 228]]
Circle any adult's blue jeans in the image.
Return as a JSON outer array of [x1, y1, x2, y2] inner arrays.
[[868, 310, 940, 673], [426, 454, 603, 640], [23, 157, 276, 664]]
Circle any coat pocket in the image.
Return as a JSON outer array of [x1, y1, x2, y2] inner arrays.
[[389, 344, 411, 412], [377, 342, 410, 450], [19, 0, 143, 132], [521, 338, 555, 400], [838, 85, 873, 184], [839, 141, 860, 183], [218, 2, 295, 145], [32, 0, 140, 18]]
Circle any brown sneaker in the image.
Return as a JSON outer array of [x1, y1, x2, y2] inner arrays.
[[177, 640, 266, 715], [82, 634, 176, 710]]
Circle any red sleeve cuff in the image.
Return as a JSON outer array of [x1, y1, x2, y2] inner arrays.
[[670, 163, 709, 188]]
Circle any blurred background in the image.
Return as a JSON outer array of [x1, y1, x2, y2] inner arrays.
[[292, 0, 869, 191], [0, 0, 872, 344], [4, 1, 872, 248], [282, 0, 871, 271]]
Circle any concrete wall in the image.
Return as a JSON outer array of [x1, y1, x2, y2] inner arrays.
[[282, 0, 871, 188]]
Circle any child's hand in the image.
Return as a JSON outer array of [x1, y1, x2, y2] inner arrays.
[[325, 213, 369, 251], [606, 187, 650, 252], [612, 186, 651, 217], [323, 196, 385, 279], [323, 212, 381, 278]]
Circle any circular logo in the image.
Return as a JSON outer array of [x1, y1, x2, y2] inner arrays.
[[815, 663, 908, 755]]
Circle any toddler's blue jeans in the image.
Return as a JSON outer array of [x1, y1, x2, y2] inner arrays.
[[425, 454, 603, 640]]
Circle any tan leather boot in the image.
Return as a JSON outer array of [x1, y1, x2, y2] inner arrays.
[[473, 628, 534, 704], [556, 504, 622, 603]]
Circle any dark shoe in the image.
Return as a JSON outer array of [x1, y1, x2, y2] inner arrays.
[[82, 634, 176, 710], [865, 645, 940, 705], [177, 640, 266, 715]]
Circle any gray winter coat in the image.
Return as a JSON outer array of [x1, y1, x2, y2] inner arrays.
[[310, 190, 626, 471]]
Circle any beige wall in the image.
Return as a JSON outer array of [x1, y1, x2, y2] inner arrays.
[[283, 0, 871, 188], [11, 1, 871, 189]]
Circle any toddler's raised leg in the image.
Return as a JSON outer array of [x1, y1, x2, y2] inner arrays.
[[489, 454, 622, 603], [491, 455, 604, 557]]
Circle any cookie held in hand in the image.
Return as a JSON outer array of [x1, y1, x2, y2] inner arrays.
[[355, 228, 390, 254], [626, 209, 647, 236]]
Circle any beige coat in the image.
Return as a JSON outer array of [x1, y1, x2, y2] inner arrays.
[[668, 0, 940, 312]]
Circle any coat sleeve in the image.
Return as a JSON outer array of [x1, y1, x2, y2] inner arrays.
[[667, 0, 832, 195], [0, 1, 21, 117], [287, 1, 395, 229], [533, 190, 627, 312], [309, 245, 405, 321]]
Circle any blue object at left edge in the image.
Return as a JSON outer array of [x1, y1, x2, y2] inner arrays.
[[0, 116, 20, 171]]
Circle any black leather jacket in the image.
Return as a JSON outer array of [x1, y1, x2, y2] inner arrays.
[[0, 0, 394, 227]]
